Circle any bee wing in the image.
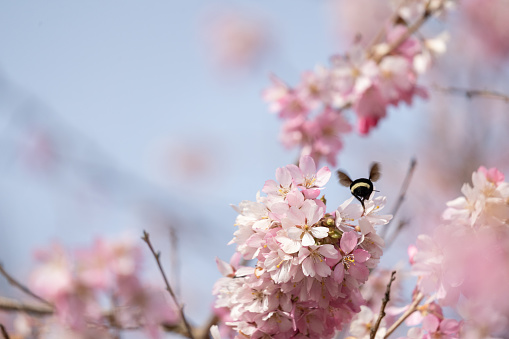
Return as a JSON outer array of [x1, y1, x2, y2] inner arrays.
[[369, 162, 381, 182], [337, 170, 353, 187]]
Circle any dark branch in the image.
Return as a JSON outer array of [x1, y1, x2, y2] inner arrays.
[[142, 230, 195, 339], [432, 84, 509, 103], [370, 271, 396, 339], [0, 263, 53, 307], [0, 324, 10, 339]]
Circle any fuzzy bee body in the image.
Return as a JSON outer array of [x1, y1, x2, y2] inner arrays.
[[337, 163, 381, 213], [350, 178, 374, 203]]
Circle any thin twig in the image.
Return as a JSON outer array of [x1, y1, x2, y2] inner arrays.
[[432, 84, 509, 103], [142, 230, 195, 339], [370, 271, 397, 339], [384, 292, 424, 338], [0, 264, 53, 307], [380, 158, 417, 240], [0, 324, 10, 339]]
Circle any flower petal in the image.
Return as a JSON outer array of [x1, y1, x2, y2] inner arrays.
[[340, 231, 358, 254]]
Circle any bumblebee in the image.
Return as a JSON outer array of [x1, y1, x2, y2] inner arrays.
[[337, 162, 381, 213]]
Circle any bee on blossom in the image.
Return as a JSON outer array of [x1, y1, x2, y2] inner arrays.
[[337, 162, 381, 214]]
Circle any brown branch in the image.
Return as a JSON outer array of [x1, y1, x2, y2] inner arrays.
[[384, 292, 424, 338], [0, 295, 213, 337], [370, 271, 396, 339], [0, 324, 10, 339], [0, 264, 53, 307], [141, 230, 195, 339], [195, 314, 219, 339], [0, 296, 53, 316], [432, 84, 509, 103]]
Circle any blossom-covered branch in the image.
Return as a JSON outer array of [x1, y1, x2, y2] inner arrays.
[[263, 0, 453, 166], [213, 155, 392, 338], [404, 166, 509, 337]]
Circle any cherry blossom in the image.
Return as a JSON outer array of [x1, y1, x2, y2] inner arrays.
[[410, 167, 509, 337], [214, 155, 391, 338], [349, 305, 387, 339], [29, 238, 178, 338]]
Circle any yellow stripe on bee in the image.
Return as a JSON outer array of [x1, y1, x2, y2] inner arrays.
[[350, 182, 371, 192]]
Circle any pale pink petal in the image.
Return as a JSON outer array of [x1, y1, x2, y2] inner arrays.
[[352, 249, 370, 263], [301, 232, 316, 247], [318, 244, 339, 259], [315, 262, 332, 277], [340, 231, 358, 254], [286, 190, 304, 207], [440, 319, 460, 334], [422, 314, 440, 332], [286, 164, 302, 183], [215, 257, 233, 277], [302, 188, 320, 199], [348, 263, 369, 282], [302, 258, 315, 277], [287, 207, 306, 226], [278, 237, 301, 254], [262, 179, 278, 194], [287, 227, 303, 240], [315, 166, 331, 187], [299, 155, 316, 177], [325, 255, 340, 267], [311, 226, 329, 240], [276, 167, 293, 187], [333, 264, 345, 282]]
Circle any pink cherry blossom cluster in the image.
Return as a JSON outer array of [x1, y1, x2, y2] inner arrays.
[[213, 155, 391, 338], [409, 166, 509, 337], [403, 302, 461, 339], [29, 238, 178, 338], [263, 8, 449, 166]]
